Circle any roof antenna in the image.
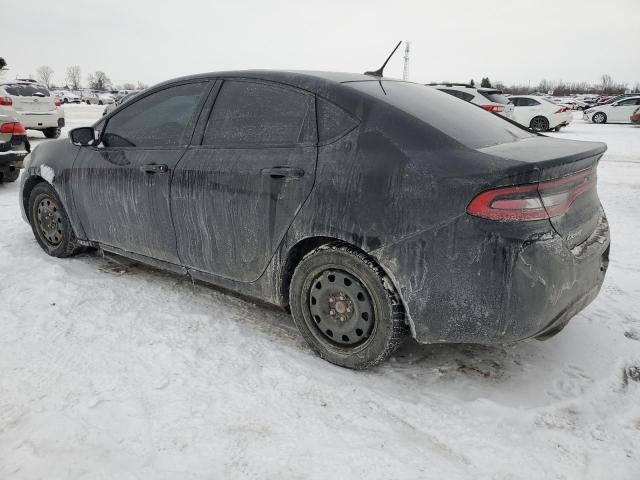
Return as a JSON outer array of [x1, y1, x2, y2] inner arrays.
[[364, 41, 402, 78]]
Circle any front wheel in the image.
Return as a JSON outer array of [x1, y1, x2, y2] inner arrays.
[[592, 112, 607, 124], [530, 116, 550, 132], [43, 127, 61, 139], [28, 182, 81, 257], [289, 243, 407, 369]]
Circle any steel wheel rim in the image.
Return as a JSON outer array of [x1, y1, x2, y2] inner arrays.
[[594, 113, 604, 123], [307, 269, 375, 347], [36, 196, 63, 245]]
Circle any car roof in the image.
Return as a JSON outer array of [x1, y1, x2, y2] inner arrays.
[[155, 69, 404, 92]]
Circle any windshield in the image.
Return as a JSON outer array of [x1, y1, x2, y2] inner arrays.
[[3, 84, 50, 97], [347, 81, 533, 149]]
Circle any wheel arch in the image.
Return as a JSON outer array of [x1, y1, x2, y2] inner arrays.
[[529, 115, 549, 131], [280, 235, 412, 333], [22, 175, 48, 221]]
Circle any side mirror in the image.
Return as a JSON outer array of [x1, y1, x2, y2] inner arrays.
[[69, 127, 97, 146]]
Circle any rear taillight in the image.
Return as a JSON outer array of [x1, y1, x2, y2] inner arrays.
[[54, 99, 62, 107], [467, 169, 596, 221], [555, 107, 568, 113], [481, 104, 504, 113], [0, 96, 12, 106], [0, 122, 27, 135]]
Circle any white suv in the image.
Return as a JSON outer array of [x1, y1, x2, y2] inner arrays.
[[0, 81, 65, 138], [428, 83, 515, 120]]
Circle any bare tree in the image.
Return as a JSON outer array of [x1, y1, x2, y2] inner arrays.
[[87, 71, 111, 91], [66, 65, 82, 90], [36, 65, 54, 88], [121, 82, 136, 90], [136, 81, 149, 90]]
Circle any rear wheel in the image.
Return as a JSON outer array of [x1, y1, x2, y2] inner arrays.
[[43, 127, 61, 139], [28, 182, 81, 258], [592, 112, 607, 124], [530, 116, 549, 132], [289, 242, 407, 369]]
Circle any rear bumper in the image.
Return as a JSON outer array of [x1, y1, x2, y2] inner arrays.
[[374, 210, 610, 344], [0, 152, 25, 172], [17, 111, 64, 130]]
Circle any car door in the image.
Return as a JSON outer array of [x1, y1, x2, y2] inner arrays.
[[610, 98, 639, 122], [510, 97, 523, 124], [70, 80, 211, 264], [171, 79, 317, 282]]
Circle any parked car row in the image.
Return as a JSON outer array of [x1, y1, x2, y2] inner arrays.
[[102, 90, 141, 116], [429, 83, 571, 132], [583, 95, 640, 124], [52, 90, 116, 105]]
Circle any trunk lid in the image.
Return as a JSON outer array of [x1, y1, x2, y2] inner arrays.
[[479, 136, 606, 249]]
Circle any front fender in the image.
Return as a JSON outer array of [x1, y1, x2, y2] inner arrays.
[[19, 140, 86, 239]]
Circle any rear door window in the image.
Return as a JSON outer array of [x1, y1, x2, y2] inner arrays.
[[203, 80, 315, 147], [3, 84, 50, 97]]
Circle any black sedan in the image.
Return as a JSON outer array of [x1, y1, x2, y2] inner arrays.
[[19, 71, 610, 369]]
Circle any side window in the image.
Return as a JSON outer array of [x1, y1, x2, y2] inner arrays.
[[317, 98, 358, 143], [617, 98, 636, 106], [102, 82, 208, 148], [510, 98, 522, 107], [203, 80, 314, 147], [526, 98, 541, 106]]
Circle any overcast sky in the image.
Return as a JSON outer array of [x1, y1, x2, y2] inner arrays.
[[4, 0, 639, 88]]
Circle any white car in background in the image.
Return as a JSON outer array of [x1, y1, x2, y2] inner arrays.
[[428, 83, 515, 120], [53, 90, 81, 104], [508, 95, 572, 132], [583, 96, 640, 124], [82, 92, 115, 105], [0, 81, 65, 138]]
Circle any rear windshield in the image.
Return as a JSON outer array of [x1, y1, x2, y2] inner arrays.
[[3, 84, 50, 97], [478, 90, 511, 105], [348, 81, 532, 149]]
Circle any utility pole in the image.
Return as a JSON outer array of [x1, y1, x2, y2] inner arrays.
[[402, 41, 410, 81]]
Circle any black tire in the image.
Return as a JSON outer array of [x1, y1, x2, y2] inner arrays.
[[289, 242, 407, 369], [0, 169, 20, 183], [43, 128, 61, 139], [28, 182, 81, 258], [98, 100, 103, 105], [592, 112, 607, 124], [553, 126, 561, 132], [63, 98, 68, 104], [530, 116, 550, 132]]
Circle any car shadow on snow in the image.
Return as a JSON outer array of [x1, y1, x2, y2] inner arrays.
[[92, 250, 542, 385]]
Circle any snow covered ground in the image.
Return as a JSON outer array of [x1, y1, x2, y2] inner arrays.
[[1, 107, 639, 479]]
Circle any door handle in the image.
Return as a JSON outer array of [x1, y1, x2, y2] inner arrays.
[[140, 163, 169, 174], [260, 166, 305, 179]]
